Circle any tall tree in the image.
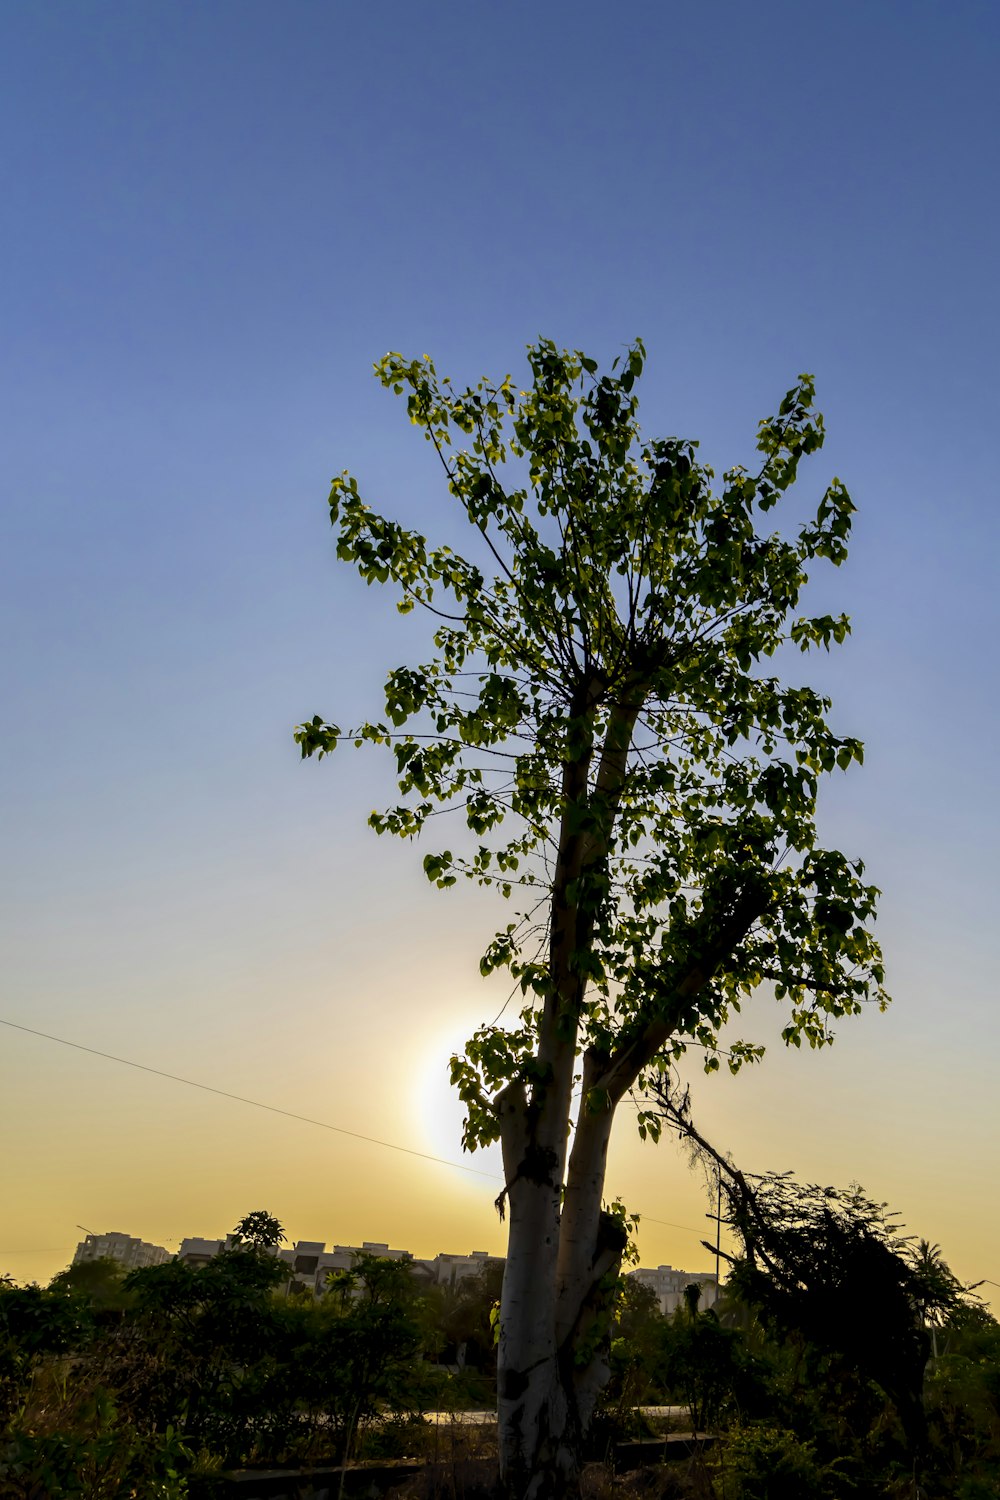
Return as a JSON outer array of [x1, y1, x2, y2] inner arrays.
[[297, 339, 887, 1499]]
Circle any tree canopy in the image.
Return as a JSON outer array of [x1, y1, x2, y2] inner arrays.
[[299, 338, 886, 1119]]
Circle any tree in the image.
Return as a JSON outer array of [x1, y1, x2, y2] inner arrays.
[[911, 1240, 965, 1353], [419, 1260, 504, 1384], [49, 1257, 130, 1314], [924, 1303, 1000, 1493], [229, 1210, 285, 1250], [649, 1083, 988, 1486], [117, 1225, 292, 1465], [304, 1253, 425, 1464], [659, 1296, 745, 1435], [297, 338, 887, 1498], [720, 1174, 935, 1458]]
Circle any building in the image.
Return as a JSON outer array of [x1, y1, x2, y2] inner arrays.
[[74, 1227, 711, 1319], [629, 1263, 719, 1316], [278, 1240, 413, 1295], [72, 1231, 170, 1272], [173, 1233, 504, 1299], [414, 1250, 504, 1288], [176, 1236, 228, 1268]]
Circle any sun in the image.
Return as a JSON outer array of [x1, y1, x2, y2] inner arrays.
[[413, 1021, 504, 1188]]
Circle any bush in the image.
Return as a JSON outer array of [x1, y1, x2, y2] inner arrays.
[[0, 1387, 204, 1499], [708, 1422, 849, 1500]]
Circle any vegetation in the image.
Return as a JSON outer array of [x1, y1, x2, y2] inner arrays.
[[2, 1199, 998, 1499], [0, 1213, 483, 1496], [599, 1175, 1000, 1500], [298, 336, 887, 1496]]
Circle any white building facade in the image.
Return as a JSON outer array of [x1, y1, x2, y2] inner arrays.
[[629, 1263, 719, 1316], [175, 1234, 504, 1298]]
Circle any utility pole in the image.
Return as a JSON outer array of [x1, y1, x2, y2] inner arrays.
[[704, 1170, 723, 1304]]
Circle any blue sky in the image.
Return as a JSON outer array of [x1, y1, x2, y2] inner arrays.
[[1, 0, 998, 1289]]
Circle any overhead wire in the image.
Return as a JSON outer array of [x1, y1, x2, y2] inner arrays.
[[0, 1015, 707, 1238], [0, 1016, 496, 1179]]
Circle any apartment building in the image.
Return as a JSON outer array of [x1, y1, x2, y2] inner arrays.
[[629, 1263, 719, 1316], [414, 1249, 504, 1288], [176, 1236, 228, 1268], [72, 1231, 170, 1271], [176, 1234, 503, 1297], [279, 1240, 413, 1296], [118, 1225, 718, 1317]]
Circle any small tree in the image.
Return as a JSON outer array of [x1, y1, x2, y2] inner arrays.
[[298, 339, 887, 1498], [722, 1175, 935, 1455], [229, 1210, 285, 1251], [305, 1253, 424, 1464], [49, 1257, 130, 1315], [658, 1290, 745, 1434], [117, 1236, 290, 1465]]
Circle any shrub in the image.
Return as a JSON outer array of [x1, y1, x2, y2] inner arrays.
[[708, 1422, 848, 1500]]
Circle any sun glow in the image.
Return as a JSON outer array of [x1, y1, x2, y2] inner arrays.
[[413, 1021, 504, 1190]]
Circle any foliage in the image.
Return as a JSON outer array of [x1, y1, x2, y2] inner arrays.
[[301, 1252, 427, 1461], [418, 1262, 503, 1388], [297, 336, 887, 1137], [721, 1174, 955, 1455], [924, 1307, 1000, 1497], [696, 1167, 1000, 1497], [112, 1242, 292, 1465], [911, 1240, 967, 1334], [603, 1279, 664, 1421], [0, 1274, 207, 1498], [658, 1300, 747, 1435], [3, 1208, 1000, 1497], [0, 1387, 199, 1500], [48, 1257, 131, 1314], [229, 1211, 285, 1250], [646, 1088, 1000, 1495], [104, 1240, 426, 1467], [600, 1278, 764, 1446], [0, 1277, 93, 1428], [708, 1422, 850, 1500], [1, 1213, 434, 1489]]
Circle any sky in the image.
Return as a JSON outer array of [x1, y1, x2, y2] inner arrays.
[[1, 0, 998, 1302]]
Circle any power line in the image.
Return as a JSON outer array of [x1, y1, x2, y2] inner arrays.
[[634, 1214, 705, 1234], [5, 1019, 993, 1289], [0, 1016, 708, 1239], [0, 1016, 497, 1181]]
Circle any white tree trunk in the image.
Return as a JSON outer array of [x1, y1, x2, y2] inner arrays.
[[495, 695, 640, 1498], [497, 1185, 575, 1500], [496, 1065, 624, 1500]]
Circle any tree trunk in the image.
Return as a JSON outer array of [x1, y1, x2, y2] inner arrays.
[[496, 1315, 581, 1500], [497, 1191, 626, 1498], [496, 1062, 625, 1500], [557, 1054, 623, 1436], [496, 1073, 566, 1498], [495, 690, 644, 1498]]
